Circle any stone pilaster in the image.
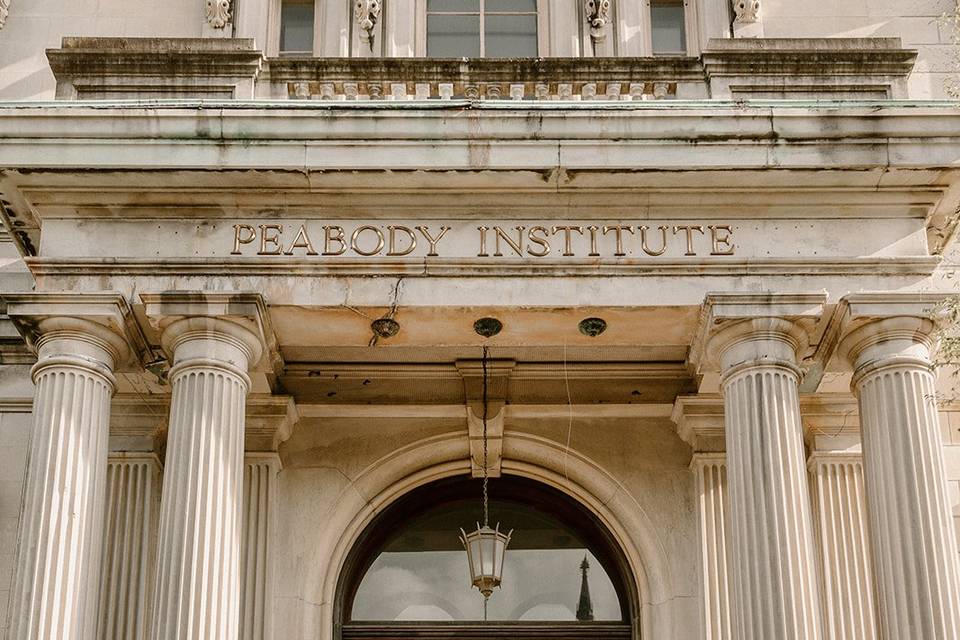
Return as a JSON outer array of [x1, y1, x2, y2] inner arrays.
[[691, 453, 732, 640], [240, 453, 281, 640], [6, 316, 128, 640], [708, 316, 823, 640], [96, 453, 162, 640], [149, 316, 263, 640], [839, 311, 960, 639], [807, 450, 877, 640]]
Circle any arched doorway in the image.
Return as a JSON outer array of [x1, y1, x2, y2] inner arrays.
[[336, 475, 638, 640]]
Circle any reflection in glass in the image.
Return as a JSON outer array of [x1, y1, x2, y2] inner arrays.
[[486, 0, 537, 10], [426, 0, 538, 58], [485, 15, 538, 57], [351, 498, 623, 622], [651, 1, 686, 55], [279, 0, 314, 54], [427, 0, 480, 10], [427, 14, 481, 57]]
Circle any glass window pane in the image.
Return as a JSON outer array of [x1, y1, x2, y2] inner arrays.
[[352, 497, 624, 622], [486, 0, 537, 11], [485, 14, 538, 57], [427, 14, 481, 57], [279, 0, 314, 53], [427, 0, 479, 11], [651, 3, 686, 55]]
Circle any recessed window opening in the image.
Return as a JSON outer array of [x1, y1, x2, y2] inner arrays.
[[426, 0, 539, 58], [650, 0, 687, 56], [280, 0, 315, 55], [337, 475, 636, 639]]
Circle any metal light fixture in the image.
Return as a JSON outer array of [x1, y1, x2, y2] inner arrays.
[[460, 345, 512, 618]]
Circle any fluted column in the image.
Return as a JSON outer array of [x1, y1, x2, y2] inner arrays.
[[150, 317, 263, 640], [96, 454, 162, 639], [7, 318, 128, 640], [240, 453, 280, 640], [807, 452, 877, 640], [691, 453, 732, 640], [708, 318, 822, 640], [839, 316, 960, 639]]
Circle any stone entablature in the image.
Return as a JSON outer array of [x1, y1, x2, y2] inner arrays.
[[42, 36, 917, 102]]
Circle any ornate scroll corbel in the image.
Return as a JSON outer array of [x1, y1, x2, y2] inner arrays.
[[584, 0, 611, 45], [0, 0, 11, 30], [733, 0, 760, 23], [355, 0, 382, 51], [205, 0, 231, 29]]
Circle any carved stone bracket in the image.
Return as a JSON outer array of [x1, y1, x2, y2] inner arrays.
[[584, 0, 611, 46], [456, 358, 515, 478], [354, 0, 382, 52], [205, 0, 231, 29], [732, 0, 762, 37], [0, 0, 10, 30], [732, 0, 760, 23]]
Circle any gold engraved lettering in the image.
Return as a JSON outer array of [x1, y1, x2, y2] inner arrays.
[[323, 226, 347, 256], [494, 226, 526, 257], [415, 225, 450, 257], [477, 226, 490, 257], [673, 225, 704, 256], [284, 224, 318, 256], [387, 226, 417, 256], [709, 225, 735, 255], [551, 226, 584, 257], [351, 225, 385, 256], [586, 225, 600, 257], [232, 224, 256, 255], [527, 226, 551, 257], [258, 224, 283, 255], [639, 225, 668, 256], [602, 225, 635, 257]]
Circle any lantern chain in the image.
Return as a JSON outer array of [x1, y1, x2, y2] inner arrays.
[[482, 345, 489, 529]]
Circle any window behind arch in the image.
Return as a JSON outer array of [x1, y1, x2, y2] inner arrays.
[[338, 476, 635, 639], [426, 0, 539, 58]]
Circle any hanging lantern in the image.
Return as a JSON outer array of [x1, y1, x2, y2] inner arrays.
[[460, 342, 512, 614], [460, 523, 512, 598]]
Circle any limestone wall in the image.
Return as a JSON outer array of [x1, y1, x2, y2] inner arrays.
[[0, 0, 956, 99]]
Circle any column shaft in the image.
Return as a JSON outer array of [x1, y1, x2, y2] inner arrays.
[[857, 361, 960, 638], [150, 317, 261, 640], [692, 454, 732, 640], [7, 322, 124, 640], [240, 454, 280, 640], [723, 365, 822, 639], [807, 454, 877, 640], [96, 454, 162, 640]]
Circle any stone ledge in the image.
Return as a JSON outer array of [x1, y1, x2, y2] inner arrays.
[[47, 37, 263, 100], [702, 38, 917, 99]]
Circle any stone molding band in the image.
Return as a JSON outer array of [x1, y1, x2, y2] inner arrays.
[[849, 354, 936, 389], [31, 354, 118, 389], [718, 358, 802, 386], [168, 358, 252, 388]]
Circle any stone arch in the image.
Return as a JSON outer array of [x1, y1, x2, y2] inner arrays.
[[304, 429, 678, 640]]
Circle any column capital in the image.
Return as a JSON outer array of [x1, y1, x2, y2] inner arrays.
[[833, 292, 949, 381], [140, 291, 281, 378], [692, 292, 827, 378], [4, 291, 150, 371]]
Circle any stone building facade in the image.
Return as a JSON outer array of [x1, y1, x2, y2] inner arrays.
[[0, 1, 959, 640]]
